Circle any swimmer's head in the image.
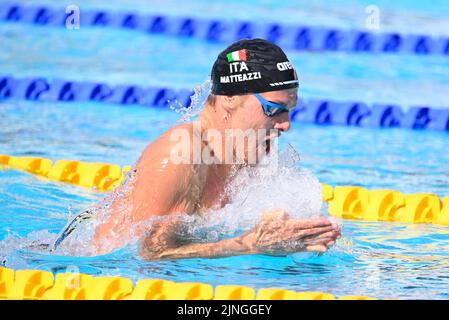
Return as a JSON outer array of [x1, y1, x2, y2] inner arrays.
[[211, 38, 299, 95], [207, 39, 299, 163]]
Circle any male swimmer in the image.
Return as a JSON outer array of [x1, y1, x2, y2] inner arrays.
[[52, 39, 341, 260]]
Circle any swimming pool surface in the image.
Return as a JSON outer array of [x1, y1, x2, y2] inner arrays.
[[1, 0, 449, 299]]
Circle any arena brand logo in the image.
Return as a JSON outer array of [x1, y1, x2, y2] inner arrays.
[[276, 61, 293, 71]]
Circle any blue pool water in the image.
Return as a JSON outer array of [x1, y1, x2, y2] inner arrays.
[[1, 0, 449, 299]]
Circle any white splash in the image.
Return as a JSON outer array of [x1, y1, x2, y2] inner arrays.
[[54, 167, 142, 256], [170, 79, 211, 122], [0, 230, 55, 265], [173, 144, 324, 243], [227, 144, 323, 221], [0, 144, 324, 261]]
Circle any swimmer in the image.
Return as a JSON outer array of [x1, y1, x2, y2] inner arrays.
[[57, 39, 341, 259]]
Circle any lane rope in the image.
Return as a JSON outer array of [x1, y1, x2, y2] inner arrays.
[[0, 266, 378, 300], [1, 154, 448, 226], [1, 75, 448, 131], [1, 3, 448, 56]]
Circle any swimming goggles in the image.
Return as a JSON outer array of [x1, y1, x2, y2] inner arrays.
[[254, 93, 291, 117]]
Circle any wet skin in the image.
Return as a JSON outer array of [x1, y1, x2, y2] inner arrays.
[[93, 88, 341, 260]]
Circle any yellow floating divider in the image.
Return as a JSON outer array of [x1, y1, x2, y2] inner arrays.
[[436, 196, 449, 226], [256, 288, 336, 300], [47, 160, 122, 191], [1, 155, 122, 191], [257, 288, 297, 300], [47, 159, 80, 182], [0, 155, 11, 165], [328, 186, 370, 219], [165, 282, 214, 300], [362, 190, 405, 222], [0, 268, 381, 300], [256, 288, 298, 300], [125, 279, 176, 300], [214, 285, 256, 300], [339, 295, 377, 300], [0, 267, 14, 299], [325, 185, 449, 226], [86, 276, 134, 300], [2, 153, 449, 226], [296, 291, 336, 300], [397, 193, 441, 224], [41, 273, 94, 300], [8, 270, 54, 300], [7, 156, 52, 176]]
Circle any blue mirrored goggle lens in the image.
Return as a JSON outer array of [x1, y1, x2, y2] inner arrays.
[[254, 94, 290, 117], [264, 105, 289, 117]]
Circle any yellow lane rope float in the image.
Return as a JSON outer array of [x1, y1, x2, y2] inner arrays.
[[0, 267, 376, 300], [0, 155, 449, 225], [1, 154, 448, 225], [0, 155, 425, 300]]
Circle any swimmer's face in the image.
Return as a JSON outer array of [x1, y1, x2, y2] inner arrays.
[[231, 88, 298, 162]]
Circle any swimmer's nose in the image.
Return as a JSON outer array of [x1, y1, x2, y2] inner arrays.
[[273, 113, 291, 132]]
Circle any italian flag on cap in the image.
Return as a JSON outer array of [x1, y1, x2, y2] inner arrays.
[[227, 49, 247, 62]]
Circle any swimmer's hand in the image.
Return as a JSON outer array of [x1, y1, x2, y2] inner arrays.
[[241, 211, 341, 254], [139, 211, 340, 261]]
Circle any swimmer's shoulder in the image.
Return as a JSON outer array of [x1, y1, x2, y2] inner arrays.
[[132, 123, 201, 214], [137, 122, 198, 169], [153, 123, 195, 145], [145, 123, 196, 153], [164, 122, 197, 139]]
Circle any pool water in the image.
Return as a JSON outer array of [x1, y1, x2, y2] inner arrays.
[[1, 0, 449, 299]]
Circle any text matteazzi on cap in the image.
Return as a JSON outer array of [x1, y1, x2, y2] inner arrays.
[[211, 38, 299, 96]]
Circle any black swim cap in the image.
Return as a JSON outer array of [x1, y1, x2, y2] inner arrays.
[[211, 38, 299, 96]]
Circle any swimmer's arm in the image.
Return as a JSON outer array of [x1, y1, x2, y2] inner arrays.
[[156, 237, 253, 259], [139, 212, 341, 260], [139, 229, 255, 260]]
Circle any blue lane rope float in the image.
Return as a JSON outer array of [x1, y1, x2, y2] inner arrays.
[[0, 75, 194, 109], [1, 75, 449, 132], [1, 3, 448, 56]]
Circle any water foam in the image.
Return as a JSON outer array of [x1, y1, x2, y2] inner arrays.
[[1, 142, 325, 264], [170, 144, 325, 244], [170, 79, 211, 122], [54, 166, 143, 256]]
